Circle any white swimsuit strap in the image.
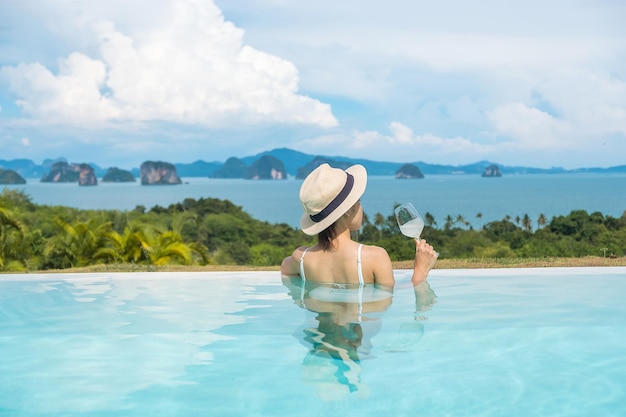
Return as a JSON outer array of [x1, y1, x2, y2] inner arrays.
[[299, 248, 309, 283], [357, 244, 364, 285], [299, 248, 310, 307], [357, 244, 364, 320]]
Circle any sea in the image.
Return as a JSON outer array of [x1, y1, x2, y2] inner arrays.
[[3, 173, 625, 230]]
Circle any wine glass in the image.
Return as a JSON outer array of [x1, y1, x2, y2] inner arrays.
[[396, 203, 439, 257], [394, 202, 425, 240]]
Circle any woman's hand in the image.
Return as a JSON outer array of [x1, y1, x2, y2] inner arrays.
[[412, 238, 438, 286]]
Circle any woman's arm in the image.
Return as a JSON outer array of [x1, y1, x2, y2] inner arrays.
[[280, 246, 307, 277], [370, 246, 395, 289], [281, 255, 299, 277], [411, 239, 438, 286]]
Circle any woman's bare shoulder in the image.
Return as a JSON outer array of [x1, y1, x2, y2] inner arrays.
[[361, 244, 394, 286], [289, 245, 312, 258], [281, 246, 310, 277], [361, 243, 391, 259], [361, 244, 393, 269]]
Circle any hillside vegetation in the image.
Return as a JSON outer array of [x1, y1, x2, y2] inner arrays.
[[1, 189, 624, 272]]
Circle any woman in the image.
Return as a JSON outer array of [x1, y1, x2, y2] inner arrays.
[[281, 163, 438, 289], [282, 164, 438, 400]]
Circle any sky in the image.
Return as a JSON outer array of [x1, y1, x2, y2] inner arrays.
[[0, 0, 625, 170]]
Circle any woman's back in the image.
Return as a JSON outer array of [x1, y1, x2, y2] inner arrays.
[[298, 242, 394, 287]]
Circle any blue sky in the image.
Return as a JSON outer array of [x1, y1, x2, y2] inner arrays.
[[0, 0, 625, 169]]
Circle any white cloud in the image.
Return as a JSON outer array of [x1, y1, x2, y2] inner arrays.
[[351, 130, 383, 149], [1, 0, 624, 168], [219, 1, 625, 74], [385, 122, 489, 154], [388, 122, 413, 145], [536, 70, 626, 136], [380, 34, 618, 73], [2, 54, 118, 126], [485, 70, 626, 151], [487, 103, 573, 149], [21, 137, 31, 147], [0, 0, 337, 129], [302, 122, 493, 163]]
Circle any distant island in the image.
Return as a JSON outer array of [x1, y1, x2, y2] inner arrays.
[[40, 161, 97, 186], [211, 157, 247, 178], [102, 167, 136, 182], [482, 164, 503, 177], [2, 148, 625, 180], [395, 163, 424, 179], [0, 169, 26, 184], [243, 155, 287, 180], [296, 156, 351, 179], [140, 161, 182, 185]]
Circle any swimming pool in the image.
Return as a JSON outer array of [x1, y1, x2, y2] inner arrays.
[[1, 268, 625, 416]]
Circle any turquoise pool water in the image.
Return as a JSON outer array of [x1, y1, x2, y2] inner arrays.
[[1, 268, 625, 416]]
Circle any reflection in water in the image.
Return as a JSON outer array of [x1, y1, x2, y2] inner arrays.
[[302, 318, 370, 401], [282, 276, 437, 401], [414, 280, 438, 319]]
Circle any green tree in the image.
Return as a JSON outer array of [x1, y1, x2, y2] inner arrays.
[[98, 223, 154, 264], [537, 213, 547, 229], [138, 221, 209, 266], [374, 213, 385, 241], [215, 242, 251, 265], [522, 214, 532, 232], [250, 243, 287, 266], [145, 229, 208, 266], [484, 218, 520, 239], [424, 212, 437, 228], [476, 212, 483, 230], [455, 214, 468, 229], [44, 218, 113, 269], [444, 215, 454, 231], [0, 206, 28, 271]]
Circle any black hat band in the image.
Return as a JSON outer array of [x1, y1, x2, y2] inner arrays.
[[309, 173, 354, 223]]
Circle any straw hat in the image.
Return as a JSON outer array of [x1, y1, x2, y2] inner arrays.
[[299, 163, 367, 235]]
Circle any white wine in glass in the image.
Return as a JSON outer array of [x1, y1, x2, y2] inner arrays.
[[395, 202, 425, 240]]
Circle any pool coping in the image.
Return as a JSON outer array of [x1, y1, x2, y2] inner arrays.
[[1, 266, 625, 281]]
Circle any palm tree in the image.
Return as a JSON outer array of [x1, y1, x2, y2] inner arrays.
[[374, 213, 385, 240], [455, 214, 469, 230], [102, 222, 209, 266], [424, 212, 436, 228], [154, 210, 208, 265], [476, 212, 483, 230], [98, 224, 150, 264], [0, 206, 27, 271], [503, 215, 512, 233], [522, 214, 532, 232], [170, 210, 198, 235], [444, 215, 454, 231], [537, 213, 547, 229], [45, 218, 113, 268], [141, 227, 209, 266]]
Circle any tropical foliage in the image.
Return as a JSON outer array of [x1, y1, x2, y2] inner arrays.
[[359, 208, 626, 261], [0, 188, 624, 271]]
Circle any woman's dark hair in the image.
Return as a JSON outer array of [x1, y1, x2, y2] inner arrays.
[[317, 202, 360, 250], [317, 222, 338, 250]]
